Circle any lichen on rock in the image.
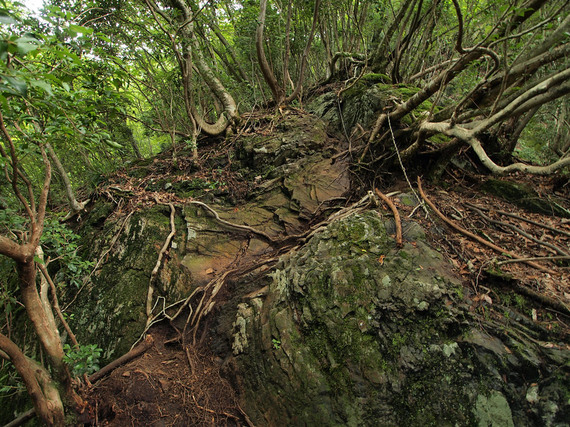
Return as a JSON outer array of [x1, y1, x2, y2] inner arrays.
[[231, 210, 569, 426]]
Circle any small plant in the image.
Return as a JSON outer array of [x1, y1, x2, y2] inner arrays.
[[63, 344, 102, 377], [272, 338, 281, 350]]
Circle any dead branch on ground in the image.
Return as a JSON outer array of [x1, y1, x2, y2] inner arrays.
[[89, 335, 154, 384], [375, 188, 403, 247], [465, 203, 570, 258], [417, 177, 557, 275]]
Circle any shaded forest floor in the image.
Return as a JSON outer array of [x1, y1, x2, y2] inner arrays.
[[76, 127, 569, 425]]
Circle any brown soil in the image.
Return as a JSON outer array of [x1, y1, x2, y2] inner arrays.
[[81, 324, 246, 426]]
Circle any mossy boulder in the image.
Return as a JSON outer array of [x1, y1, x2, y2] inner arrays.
[[71, 205, 191, 362], [482, 179, 570, 218], [236, 114, 329, 173], [231, 211, 569, 426], [308, 77, 433, 134]]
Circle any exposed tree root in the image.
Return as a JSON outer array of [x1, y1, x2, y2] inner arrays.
[[471, 204, 570, 238], [493, 277, 570, 317], [188, 200, 277, 243], [498, 256, 570, 265], [89, 335, 154, 384], [140, 192, 378, 348], [465, 202, 570, 258], [375, 188, 403, 247], [146, 201, 176, 326], [3, 408, 35, 427]]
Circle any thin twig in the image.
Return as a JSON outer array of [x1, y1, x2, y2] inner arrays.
[[498, 256, 570, 265], [467, 203, 570, 238], [386, 115, 428, 216], [465, 203, 570, 257]]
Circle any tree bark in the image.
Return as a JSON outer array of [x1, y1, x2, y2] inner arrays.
[[171, 0, 239, 134], [256, 0, 285, 104], [0, 333, 65, 426], [46, 143, 86, 213], [286, 0, 321, 103]]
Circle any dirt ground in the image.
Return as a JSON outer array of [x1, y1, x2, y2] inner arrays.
[[81, 323, 247, 426]]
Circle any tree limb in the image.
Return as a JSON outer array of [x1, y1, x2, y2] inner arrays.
[[0, 333, 64, 426], [89, 335, 154, 383]]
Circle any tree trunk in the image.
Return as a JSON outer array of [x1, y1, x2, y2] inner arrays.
[[256, 0, 285, 104], [285, 0, 321, 103], [46, 143, 86, 213], [0, 333, 65, 426]]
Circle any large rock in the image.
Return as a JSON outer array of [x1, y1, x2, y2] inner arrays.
[[231, 211, 569, 426], [70, 114, 351, 363]]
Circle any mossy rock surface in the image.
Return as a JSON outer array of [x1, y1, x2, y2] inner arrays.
[[232, 211, 569, 426], [65, 113, 351, 365], [308, 78, 432, 134], [482, 179, 570, 218], [71, 206, 190, 362]]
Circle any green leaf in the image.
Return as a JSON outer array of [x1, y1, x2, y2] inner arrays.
[[2, 75, 27, 96], [96, 33, 112, 43], [0, 40, 8, 61], [15, 37, 40, 55], [68, 24, 93, 35], [104, 140, 123, 149], [30, 80, 53, 96], [0, 13, 17, 25]]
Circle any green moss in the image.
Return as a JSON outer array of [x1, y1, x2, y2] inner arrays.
[[71, 206, 175, 362], [428, 132, 451, 145], [482, 179, 570, 218], [360, 73, 389, 83]]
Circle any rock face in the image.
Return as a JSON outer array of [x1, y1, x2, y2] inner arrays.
[[71, 113, 351, 362], [231, 211, 569, 426], [72, 205, 191, 360]]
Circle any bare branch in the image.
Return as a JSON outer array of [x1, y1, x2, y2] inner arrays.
[[472, 68, 570, 133], [421, 121, 570, 175], [286, 0, 321, 103], [256, 0, 284, 104], [0, 111, 35, 226]]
